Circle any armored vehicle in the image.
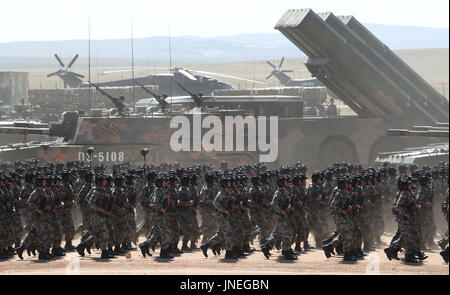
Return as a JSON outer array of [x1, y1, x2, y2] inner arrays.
[[376, 124, 449, 166], [0, 9, 448, 168]]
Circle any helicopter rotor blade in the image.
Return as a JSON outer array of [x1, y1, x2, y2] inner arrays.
[[67, 54, 79, 68], [266, 73, 274, 80], [278, 57, 285, 69], [281, 70, 293, 73], [47, 70, 63, 78], [71, 72, 85, 79], [190, 70, 265, 84], [266, 61, 276, 69], [54, 54, 65, 68], [102, 67, 167, 74]]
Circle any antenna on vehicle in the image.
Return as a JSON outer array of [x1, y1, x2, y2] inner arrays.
[[168, 22, 173, 99], [88, 16, 91, 113], [131, 19, 135, 113]]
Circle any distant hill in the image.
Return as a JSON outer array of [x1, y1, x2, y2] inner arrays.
[[0, 23, 448, 66]]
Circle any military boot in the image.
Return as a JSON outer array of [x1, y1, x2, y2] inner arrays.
[[261, 244, 272, 259], [6, 246, 16, 256], [322, 243, 334, 259], [211, 243, 221, 256], [415, 251, 428, 261], [295, 242, 302, 253], [284, 249, 298, 261], [352, 249, 364, 260], [243, 243, 255, 254], [274, 240, 281, 250], [438, 238, 448, 250], [405, 253, 419, 263], [38, 252, 51, 260], [322, 232, 338, 246], [85, 244, 92, 255], [139, 242, 152, 258], [190, 240, 198, 250], [343, 251, 357, 262], [357, 248, 367, 257], [171, 243, 183, 254], [51, 247, 65, 257], [384, 247, 394, 261], [120, 243, 128, 253], [15, 246, 25, 260], [64, 242, 76, 252], [303, 240, 314, 250], [236, 247, 248, 258], [335, 243, 344, 255], [0, 249, 7, 260], [224, 250, 238, 259], [440, 247, 449, 263], [100, 249, 112, 259], [113, 244, 121, 255], [181, 239, 190, 251], [200, 243, 210, 257], [75, 243, 86, 257], [160, 248, 174, 259]]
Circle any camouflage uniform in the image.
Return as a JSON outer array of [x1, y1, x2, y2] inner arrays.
[[177, 185, 193, 246], [124, 184, 137, 244], [137, 183, 154, 237], [264, 188, 295, 251], [306, 182, 329, 247], [207, 189, 234, 251], [50, 185, 64, 250], [188, 184, 200, 246], [261, 181, 274, 233], [0, 184, 16, 250], [290, 184, 309, 248], [28, 187, 53, 254], [230, 188, 244, 250], [199, 183, 217, 243], [391, 190, 421, 255], [416, 184, 436, 247], [111, 186, 127, 246], [372, 181, 385, 242], [76, 182, 93, 232], [248, 183, 271, 245], [10, 181, 24, 246], [330, 189, 354, 253], [60, 182, 75, 245], [146, 187, 171, 249], [20, 182, 34, 231], [0, 189, 11, 253], [85, 186, 110, 250], [165, 185, 181, 247]]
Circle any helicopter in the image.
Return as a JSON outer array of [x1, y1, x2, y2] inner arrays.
[[47, 54, 85, 88]]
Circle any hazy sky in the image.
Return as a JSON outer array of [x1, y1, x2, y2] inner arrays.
[[1, 0, 448, 43]]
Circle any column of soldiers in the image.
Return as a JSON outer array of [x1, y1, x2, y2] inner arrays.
[[0, 159, 448, 264]]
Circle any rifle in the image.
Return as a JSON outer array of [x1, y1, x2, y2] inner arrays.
[[172, 79, 203, 108], [87, 81, 126, 115], [134, 80, 169, 110]]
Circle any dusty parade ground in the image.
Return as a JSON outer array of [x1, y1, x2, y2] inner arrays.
[[0, 234, 448, 275]]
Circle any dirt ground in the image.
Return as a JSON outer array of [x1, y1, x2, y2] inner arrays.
[[0, 234, 448, 275]]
